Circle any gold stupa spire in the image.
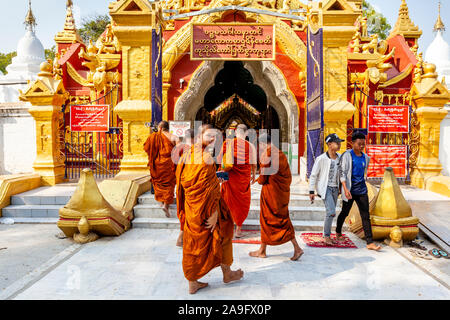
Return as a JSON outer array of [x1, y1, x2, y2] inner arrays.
[[24, 0, 36, 32], [388, 0, 422, 40], [434, 1, 445, 32], [54, 0, 82, 44]]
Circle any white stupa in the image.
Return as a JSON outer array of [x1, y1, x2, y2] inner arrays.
[[425, 1, 450, 90], [0, 0, 45, 103]]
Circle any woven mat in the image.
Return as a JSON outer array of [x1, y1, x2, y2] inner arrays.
[[300, 233, 357, 248]]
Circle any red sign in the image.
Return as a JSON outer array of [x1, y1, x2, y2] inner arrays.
[[191, 23, 275, 60], [366, 145, 408, 178], [70, 105, 109, 132], [368, 105, 409, 133]]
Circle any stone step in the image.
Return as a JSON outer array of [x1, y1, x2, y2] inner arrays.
[[137, 192, 340, 208], [131, 218, 343, 232], [10, 194, 71, 206], [0, 217, 59, 224], [133, 204, 342, 221], [1, 205, 63, 218]]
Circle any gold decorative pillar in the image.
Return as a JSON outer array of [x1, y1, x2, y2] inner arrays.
[[109, 0, 164, 176], [324, 100, 355, 153], [162, 82, 171, 121], [19, 62, 69, 185], [321, 1, 360, 101], [410, 63, 450, 188]]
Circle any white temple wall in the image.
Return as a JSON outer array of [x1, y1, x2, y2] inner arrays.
[[439, 104, 450, 176], [0, 103, 36, 175]]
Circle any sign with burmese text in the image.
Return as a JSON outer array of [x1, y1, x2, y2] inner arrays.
[[70, 105, 109, 132], [366, 145, 407, 178], [191, 23, 275, 60], [368, 105, 409, 133]]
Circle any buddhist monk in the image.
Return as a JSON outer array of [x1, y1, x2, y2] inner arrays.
[[176, 124, 244, 294], [249, 134, 304, 261], [143, 121, 178, 217], [173, 128, 195, 247], [217, 124, 256, 238]]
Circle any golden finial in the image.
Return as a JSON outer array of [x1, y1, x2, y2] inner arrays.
[[24, 0, 36, 32], [55, 0, 82, 44], [434, 1, 445, 32], [388, 0, 422, 40]]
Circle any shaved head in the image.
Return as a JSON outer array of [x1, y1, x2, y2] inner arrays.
[[236, 124, 247, 138], [158, 121, 169, 132]]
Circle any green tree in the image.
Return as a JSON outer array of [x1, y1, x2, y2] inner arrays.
[[362, 1, 392, 40], [0, 52, 17, 75], [45, 46, 56, 61], [78, 14, 110, 43]]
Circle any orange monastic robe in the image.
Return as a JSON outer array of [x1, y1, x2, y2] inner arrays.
[[257, 145, 295, 245], [176, 144, 234, 281], [143, 131, 176, 205], [218, 138, 255, 227], [174, 143, 191, 231]]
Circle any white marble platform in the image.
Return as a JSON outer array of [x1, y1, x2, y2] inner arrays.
[[2, 228, 448, 300]]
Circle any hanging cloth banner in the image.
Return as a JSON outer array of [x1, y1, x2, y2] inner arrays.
[[306, 27, 324, 178]]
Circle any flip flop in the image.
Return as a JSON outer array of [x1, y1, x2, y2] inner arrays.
[[438, 250, 450, 259], [429, 248, 442, 258], [407, 240, 427, 251], [408, 249, 432, 260]]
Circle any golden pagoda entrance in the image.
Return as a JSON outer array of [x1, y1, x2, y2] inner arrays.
[[191, 61, 282, 140]]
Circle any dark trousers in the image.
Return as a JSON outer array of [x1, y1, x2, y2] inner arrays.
[[336, 194, 374, 244]]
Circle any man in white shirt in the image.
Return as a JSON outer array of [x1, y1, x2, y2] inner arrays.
[[309, 133, 344, 245]]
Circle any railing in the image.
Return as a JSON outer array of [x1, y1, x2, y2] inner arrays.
[[61, 85, 123, 180]]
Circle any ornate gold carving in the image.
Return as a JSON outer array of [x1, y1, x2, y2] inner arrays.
[[350, 31, 361, 53], [58, 168, 131, 240], [379, 63, 413, 89], [73, 216, 99, 244], [371, 167, 419, 241], [388, 0, 422, 40], [75, 38, 122, 94], [54, 0, 82, 44]]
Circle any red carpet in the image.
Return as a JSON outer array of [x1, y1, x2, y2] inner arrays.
[[300, 233, 357, 248]]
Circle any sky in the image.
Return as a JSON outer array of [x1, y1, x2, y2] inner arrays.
[[0, 0, 448, 53]]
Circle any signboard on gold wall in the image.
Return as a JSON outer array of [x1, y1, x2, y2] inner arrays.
[[191, 23, 275, 61]]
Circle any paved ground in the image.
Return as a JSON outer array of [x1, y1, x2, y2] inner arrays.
[[0, 226, 448, 300], [0, 224, 74, 292]]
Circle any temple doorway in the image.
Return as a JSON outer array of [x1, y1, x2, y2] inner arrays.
[[195, 61, 280, 139]]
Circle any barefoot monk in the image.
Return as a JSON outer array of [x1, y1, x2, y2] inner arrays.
[[174, 128, 195, 247], [176, 124, 244, 294], [249, 134, 304, 261], [217, 124, 256, 238], [144, 121, 178, 217]]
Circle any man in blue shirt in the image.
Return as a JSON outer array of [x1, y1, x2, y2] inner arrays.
[[336, 132, 381, 251]]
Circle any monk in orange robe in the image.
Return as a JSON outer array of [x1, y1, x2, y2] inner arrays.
[[217, 124, 256, 238], [176, 124, 244, 294], [249, 134, 304, 261], [173, 128, 195, 247], [143, 121, 178, 217]]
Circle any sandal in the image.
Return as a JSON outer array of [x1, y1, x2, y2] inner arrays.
[[429, 248, 442, 258], [408, 249, 432, 260], [335, 233, 345, 241], [438, 249, 450, 259], [407, 240, 427, 251]]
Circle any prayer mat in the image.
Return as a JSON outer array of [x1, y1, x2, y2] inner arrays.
[[300, 233, 358, 248], [232, 229, 261, 244]]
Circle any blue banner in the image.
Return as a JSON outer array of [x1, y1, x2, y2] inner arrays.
[[151, 27, 163, 125], [306, 27, 324, 178]]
